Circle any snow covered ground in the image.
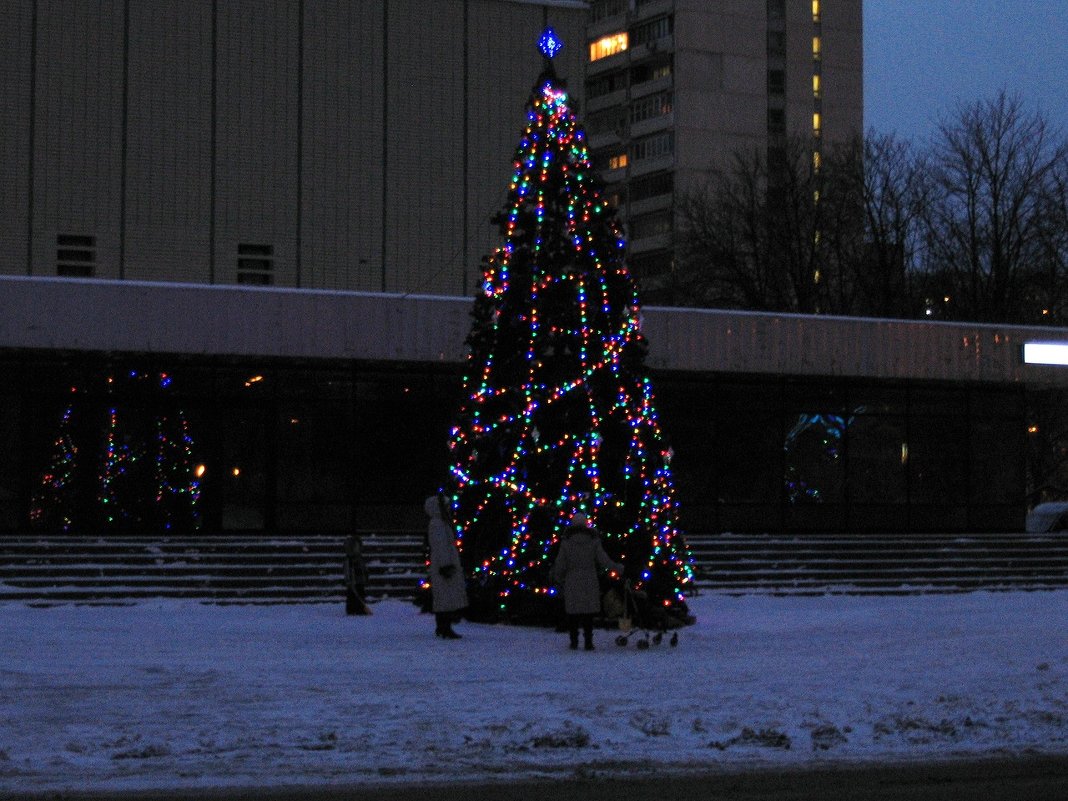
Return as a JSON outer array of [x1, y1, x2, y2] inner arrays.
[[1, 590, 1067, 795]]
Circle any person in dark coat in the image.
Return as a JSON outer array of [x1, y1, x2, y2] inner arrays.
[[344, 533, 371, 615], [550, 512, 624, 650], [425, 494, 468, 639]]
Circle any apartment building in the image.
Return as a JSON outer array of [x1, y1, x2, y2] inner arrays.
[[583, 0, 863, 285]]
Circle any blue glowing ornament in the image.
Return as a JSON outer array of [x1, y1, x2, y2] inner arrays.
[[537, 27, 563, 60]]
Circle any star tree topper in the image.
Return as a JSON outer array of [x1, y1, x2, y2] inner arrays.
[[537, 26, 564, 60]]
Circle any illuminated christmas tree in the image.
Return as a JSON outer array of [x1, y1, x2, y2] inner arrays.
[[442, 29, 694, 624], [28, 392, 80, 532], [30, 371, 202, 534]]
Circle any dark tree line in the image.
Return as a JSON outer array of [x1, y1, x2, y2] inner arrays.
[[675, 92, 1068, 326]]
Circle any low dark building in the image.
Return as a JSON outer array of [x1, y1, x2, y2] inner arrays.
[[1, 276, 1065, 537]]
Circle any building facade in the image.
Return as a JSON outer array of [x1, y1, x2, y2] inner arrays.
[[583, 0, 863, 283], [0, 276, 1062, 536], [0, 0, 588, 296], [5, 1, 1062, 539], [1, 0, 863, 297]]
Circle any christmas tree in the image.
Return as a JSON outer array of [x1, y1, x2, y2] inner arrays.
[[441, 29, 694, 624], [30, 371, 202, 534]]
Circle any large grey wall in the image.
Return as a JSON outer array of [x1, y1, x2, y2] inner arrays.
[[0, 0, 588, 294]]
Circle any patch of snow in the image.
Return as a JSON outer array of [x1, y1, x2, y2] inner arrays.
[[0, 591, 1066, 793]]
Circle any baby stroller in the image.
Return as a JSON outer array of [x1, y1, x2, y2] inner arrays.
[[614, 580, 679, 650]]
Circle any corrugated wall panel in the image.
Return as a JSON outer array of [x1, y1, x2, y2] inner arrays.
[[383, 0, 466, 295], [124, 0, 213, 283], [33, 0, 126, 277], [302, 0, 385, 291], [215, 0, 300, 284], [639, 307, 1050, 385], [0, 0, 32, 276], [3, 277, 1068, 389]]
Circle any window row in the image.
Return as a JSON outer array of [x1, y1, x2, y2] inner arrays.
[[587, 15, 672, 63], [630, 130, 674, 162], [589, 0, 626, 23], [630, 90, 673, 124], [629, 209, 673, 240], [628, 171, 673, 203], [586, 56, 673, 99], [593, 132, 673, 173]]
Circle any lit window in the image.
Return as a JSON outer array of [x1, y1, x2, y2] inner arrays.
[[609, 153, 628, 170], [813, 112, 821, 132], [812, 0, 820, 20], [812, 74, 821, 97], [812, 36, 821, 57], [589, 32, 628, 62], [813, 150, 821, 170]]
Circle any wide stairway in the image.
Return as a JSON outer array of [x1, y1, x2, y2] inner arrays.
[[686, 531, 1068, 595], [2, 530, 1068, 605], [0, 533, 424, 605]]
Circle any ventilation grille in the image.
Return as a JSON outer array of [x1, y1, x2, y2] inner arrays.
[[237, 243, 274, 286], [56, 234, 95, 278]]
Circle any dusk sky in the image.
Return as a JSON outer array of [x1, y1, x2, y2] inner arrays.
[[864, 0, 1068, 143]]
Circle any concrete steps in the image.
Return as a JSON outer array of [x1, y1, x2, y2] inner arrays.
[[0, 534, 425, 605], [3, 530, 1068, 605], [685, 532, 1068, 595]]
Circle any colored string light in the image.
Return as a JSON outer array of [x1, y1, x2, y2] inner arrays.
[[441, 42, 694, 622], [30, 371, 202, 533]]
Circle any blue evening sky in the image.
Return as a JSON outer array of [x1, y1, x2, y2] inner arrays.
[[864, 0, 1068, 142]]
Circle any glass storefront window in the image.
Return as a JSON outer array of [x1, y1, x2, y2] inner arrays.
[[848, 414, 907, 503], [783, 410, 846, 504], [718, 412, 782, 503], [908, 415, 968, 505], [0, 356, 1033, 536], [971, 417, 1024, 505]]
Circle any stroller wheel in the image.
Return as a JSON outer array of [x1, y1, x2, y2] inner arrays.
[[636, 636, 650, 650], [652, 631, 663, 645], [669, 632, 679, 647], [615, 634, 629, 647]]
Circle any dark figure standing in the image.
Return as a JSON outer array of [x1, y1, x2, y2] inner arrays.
[[551, 513, 624, 650], [344, 533, 371, 615], [425, 494, 468, 639]]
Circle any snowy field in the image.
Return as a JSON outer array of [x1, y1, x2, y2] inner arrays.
[[1, 590, 1067, 796]]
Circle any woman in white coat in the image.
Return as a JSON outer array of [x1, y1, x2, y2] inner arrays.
[[551, 513, 624, 650], [425, 494, 468, 639]]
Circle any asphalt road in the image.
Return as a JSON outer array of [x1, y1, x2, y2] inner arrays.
[[14, 755, 1068, 801]]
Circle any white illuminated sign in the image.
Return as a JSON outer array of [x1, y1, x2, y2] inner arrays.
[[1023, 342, 1068, 366]]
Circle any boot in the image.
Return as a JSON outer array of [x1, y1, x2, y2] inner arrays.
[[436, 613, 462, 639]]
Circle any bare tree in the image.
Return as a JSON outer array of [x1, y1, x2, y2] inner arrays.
[[921, 92, 1068, 324], [675, 136, 850, 314], [1031, 154, 1068, 323], [675, 94, 1068, 323], [851, 133, 931, 318]]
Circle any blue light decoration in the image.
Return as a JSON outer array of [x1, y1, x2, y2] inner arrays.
[[440, 34, 695, 625], [783, 409, 861, 504], [537, 26, 564, 60]]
